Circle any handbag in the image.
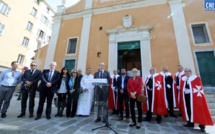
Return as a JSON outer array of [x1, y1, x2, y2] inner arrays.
[[137, 94, 147, 104], [77, 87, 83, 94], [136, 77, 147, 103]]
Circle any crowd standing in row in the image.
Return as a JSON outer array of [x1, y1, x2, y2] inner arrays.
[[0, 61, 213, 133]]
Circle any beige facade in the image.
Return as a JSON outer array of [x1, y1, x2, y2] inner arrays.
[[36, 0, 215, 88], [0, 0, 54, 72]]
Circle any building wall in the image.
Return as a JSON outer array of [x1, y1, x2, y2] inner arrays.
[[183, 0, 215, 75], [34, 44, 48, 71], [0, 0, 39, 71], [40, 0, 215, 77], [0, 0, 55, 72]]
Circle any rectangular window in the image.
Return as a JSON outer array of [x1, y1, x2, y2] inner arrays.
[[67, 38, 77, 54], [31, 8, 37, 17], [22, 37, 29, 47], [0, 1, 11, 16], [26, 21, 33, 31], [40, 15, 49, 27], [17, 54, 25, 64], [191, 24, 210, 44], [0, 22, 5, 35], [37, 29, 46, 40]]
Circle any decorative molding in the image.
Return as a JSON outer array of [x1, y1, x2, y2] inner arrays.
[[107, 25, 152, 80], [62, 0, 168, 20], [189, 22, 213, 46]]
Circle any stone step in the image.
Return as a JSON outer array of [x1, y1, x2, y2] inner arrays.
[[210, 109, 215, 116], [206, 94, 215, 98], [212, 116, 215, 123], [208, 103, 215, 109], [207, 97, 215, 103]]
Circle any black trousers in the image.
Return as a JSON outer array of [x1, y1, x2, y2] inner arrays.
[[130, 98, 142, 123], [66, 93, 79, 117], [118, 93, 129, 118], [37, 88, 54, 116], [146, 90, 162, 121], [57, 93, 67, 103], [166, 88, 174, 115], [185, 93, 205, 129], [95, 86, 108, 120], [21, 87, 36, 115]]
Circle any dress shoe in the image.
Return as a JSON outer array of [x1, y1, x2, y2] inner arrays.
[[95, 117, 101, 123], [157, 120, 161, 124], [35, 116, 41, 120], [117, 117, 123, 121], [183, 123, 194, 127], [46, 115, 51, 120], [129, 123, 136, 127], [136, 123, 141, 129], [1, 113, 6, 118], [71, 115, 75, 118], [200, 128, 206, 133], [29, 114, 33, 118], [170, 114, 178, 118], [55, 113, 59, 117], [126, 118, 130, 123], [17, 113, 25, 118]]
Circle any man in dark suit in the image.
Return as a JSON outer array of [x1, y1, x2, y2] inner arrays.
[[77, 68, 83, 80], [17, 62, 41, 118], [94, 62, 110, 123], [35, 62, 60, 120], [117, 68, 130, 123]]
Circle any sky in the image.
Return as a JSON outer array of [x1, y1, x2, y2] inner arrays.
[[45, 0, 80, 12]]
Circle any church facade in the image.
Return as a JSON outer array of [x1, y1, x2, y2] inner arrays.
[[35, 0, 215, 88]]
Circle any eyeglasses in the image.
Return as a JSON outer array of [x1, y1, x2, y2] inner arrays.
[[31, 64, 36, 66]]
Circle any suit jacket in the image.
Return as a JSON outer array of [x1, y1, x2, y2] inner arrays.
[[22, 69, 41, 90], [94, 70, 110, 84], [38, 69, 61, 93], [68, 76, 80, 96], [117, 75, 130, 94]]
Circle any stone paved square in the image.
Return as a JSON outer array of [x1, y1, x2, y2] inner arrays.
[[0, 96, 215, 134]]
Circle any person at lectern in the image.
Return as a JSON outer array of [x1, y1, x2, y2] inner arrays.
[[94, 62, 110, 123]]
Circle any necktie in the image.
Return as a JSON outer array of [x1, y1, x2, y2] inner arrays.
[[30, 70, 33, 76], [99, 71, 103, 78], [48, 70, 52, 82], [113, 76, 117, 86]]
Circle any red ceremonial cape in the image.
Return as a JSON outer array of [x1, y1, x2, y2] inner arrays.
[[108, 77, 119, 110], [143, 73, 168, 115], [180, 75, 213, 125], [174, 71, 185, 108], [108, 78, 114, 109], [160, 72, 177, 108]]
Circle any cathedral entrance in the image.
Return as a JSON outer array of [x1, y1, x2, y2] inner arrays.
[[117, 41, 141, 76]]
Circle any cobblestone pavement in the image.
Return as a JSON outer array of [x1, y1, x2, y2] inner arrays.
[[0, 96, 214, 134]]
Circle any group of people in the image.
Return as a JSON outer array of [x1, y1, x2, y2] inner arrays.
[[0, 61, 213, 133]]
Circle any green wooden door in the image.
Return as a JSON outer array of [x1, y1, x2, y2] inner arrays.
[[196, 51, 215, 86], [64, 59, 76, 73], [118, 41, 141, 76]]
